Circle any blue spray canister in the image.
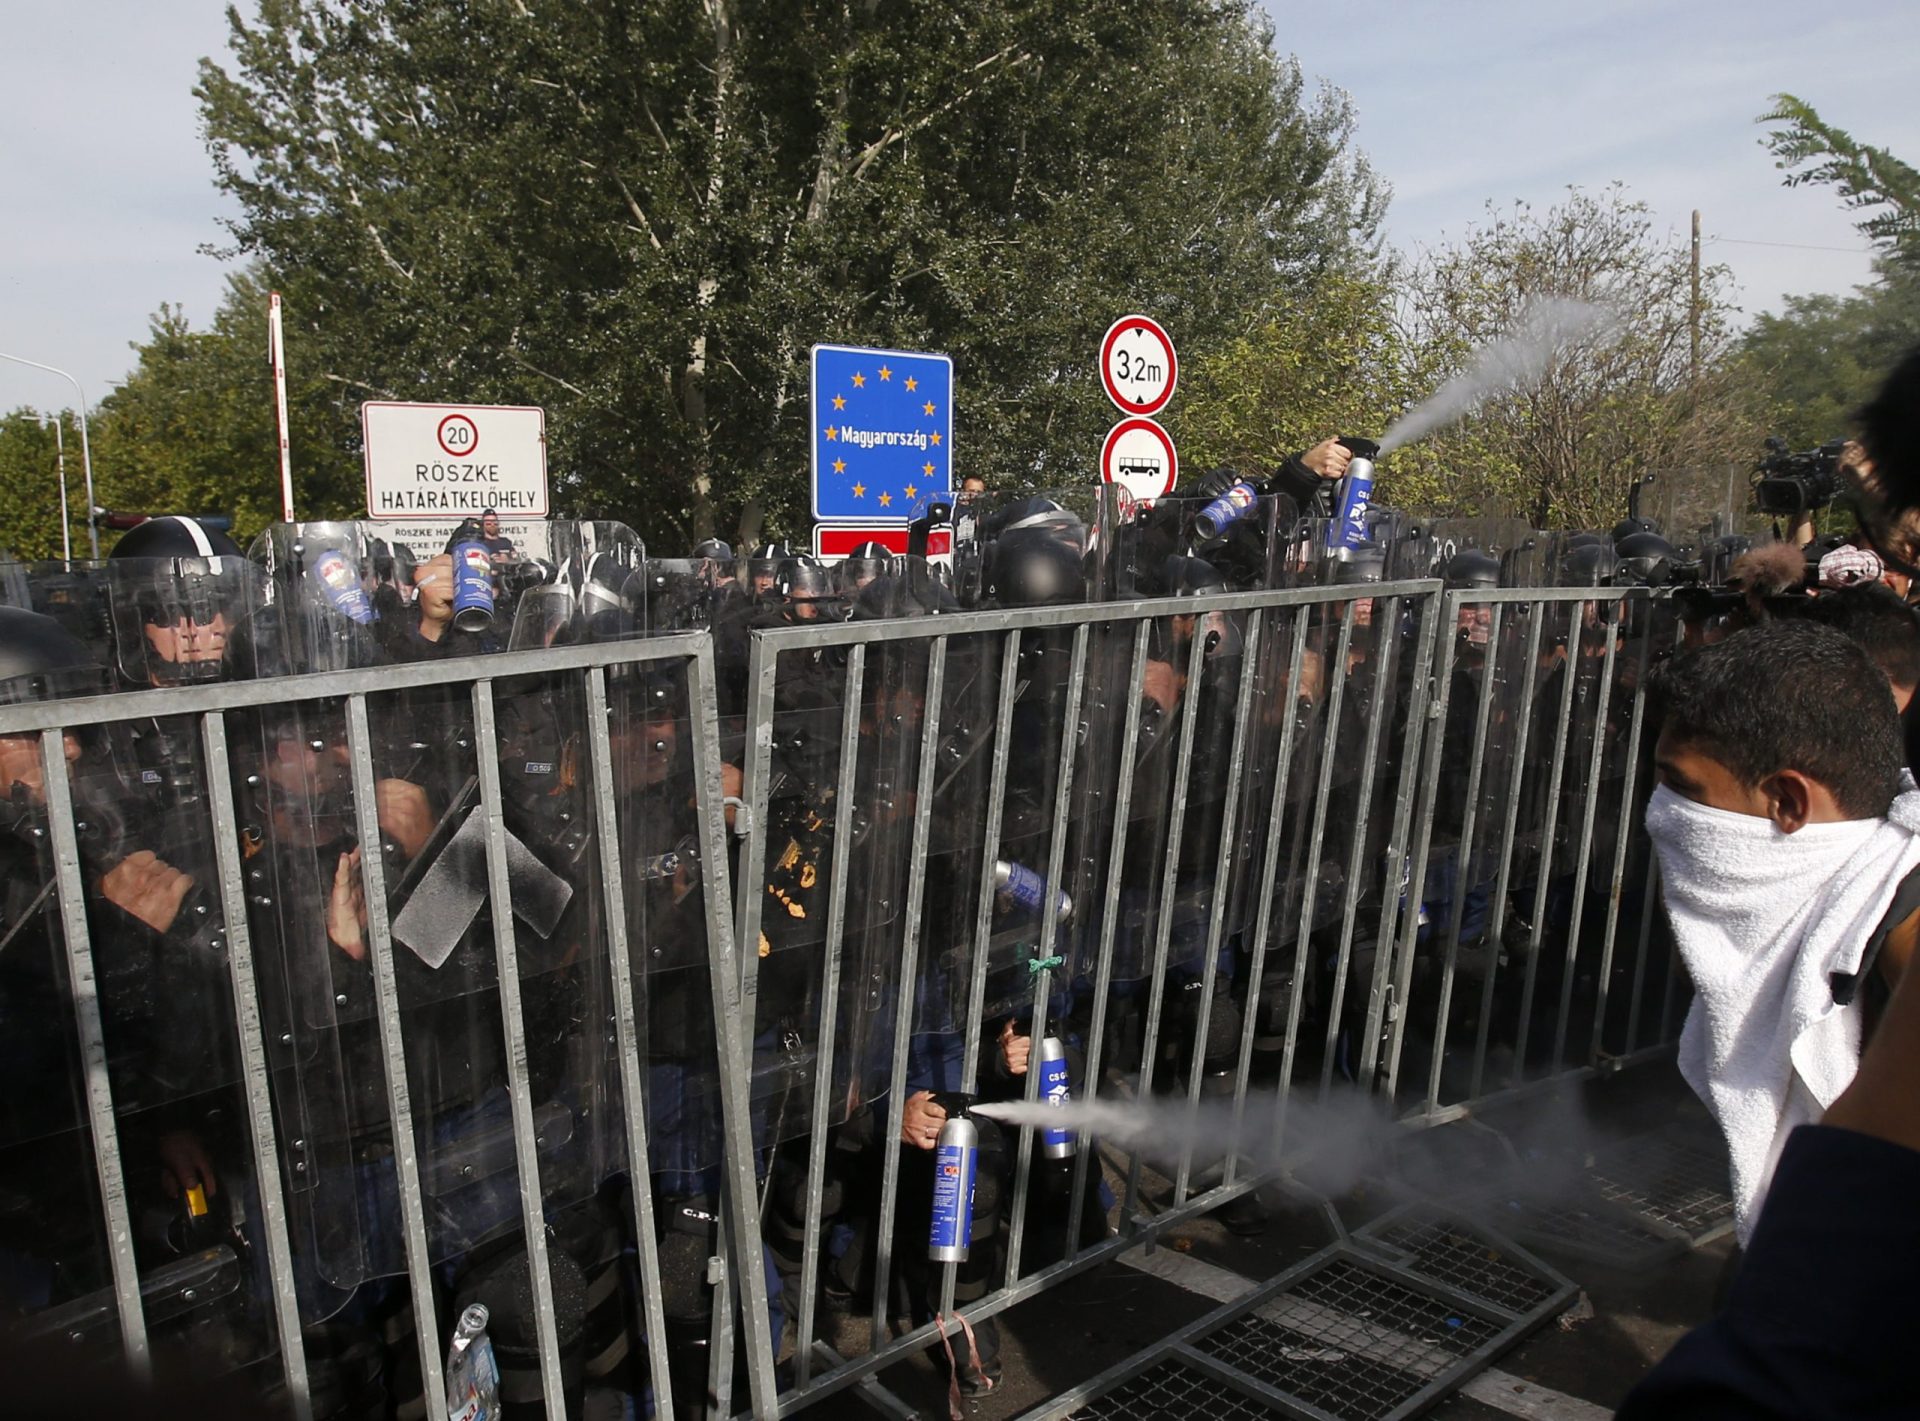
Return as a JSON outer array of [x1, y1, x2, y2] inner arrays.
[[310, 547, 376, 624], [1034, 1028, 1076, 1160], [994, 858, 1074, 925], [1326, 437, 1381, 555], [449, 538, 496, 632], [928, 1092, 979, 1263], [1192, 480, 1262, 545]]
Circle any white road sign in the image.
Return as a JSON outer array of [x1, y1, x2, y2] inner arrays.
[[362, 402, 549, 521], [1099, 315, 1178, 416], [1100, 417, 1179, 501]]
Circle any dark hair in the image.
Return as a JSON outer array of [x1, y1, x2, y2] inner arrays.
[[482, 506, 499, 518], [1859, 344, 1920, 518], [1648, 619, 1903, 818], [1796, 583, 1920, 693]]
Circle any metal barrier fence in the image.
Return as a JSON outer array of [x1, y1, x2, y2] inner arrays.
[[0, 577, 1678, 1419], [0, 636, 762, 1421]]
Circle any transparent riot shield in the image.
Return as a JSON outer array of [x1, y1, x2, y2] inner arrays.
[[1400, 579, 1539, 1112], [235, 522, 632, 1307], [0, 611, 282, 1383], [1299, 529, 1430, 1094]]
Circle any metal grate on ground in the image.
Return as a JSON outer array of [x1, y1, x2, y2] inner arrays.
[[1026, 1241, 1568, 1421], [1466, 1186, 1689, 1272], [1064, 1358, 1286, 1420], [1588, 1118, 1735, 1245], [1354, 1204, 1577, 1320]]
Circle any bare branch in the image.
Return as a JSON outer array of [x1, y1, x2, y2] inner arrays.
[[849, 46, 1034, 184]]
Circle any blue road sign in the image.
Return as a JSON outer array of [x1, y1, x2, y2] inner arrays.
[[811, 344, 953, 522]]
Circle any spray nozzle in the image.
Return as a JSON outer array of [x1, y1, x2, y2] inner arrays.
[[1338, 436, 1381, 461], [930, 1092, 976, 1118]]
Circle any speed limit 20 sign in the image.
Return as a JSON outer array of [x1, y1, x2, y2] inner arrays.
[[1099, 315, 1178, 416], [361, 401, 549, 521]]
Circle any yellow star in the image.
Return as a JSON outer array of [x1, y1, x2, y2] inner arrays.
[[852, 482, 866, 498], [923, 401, 936, 416], [878, 492, 893, 508], [923, 461, 936, 477], [904, 484, 919, 500], [851, 372, 866, 389], [824, 425, 837, 440], [905, 376, 918, 392], [930, 432, 942, 447], [832, 394, 845, 410], [879, 364, 892, 381], [833, 458, 846, 474]]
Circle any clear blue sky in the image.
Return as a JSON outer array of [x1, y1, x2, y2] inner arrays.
[[3, 1, 1915, 412]]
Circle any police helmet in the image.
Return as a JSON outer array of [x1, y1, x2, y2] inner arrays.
[[110, 515, 243, 562], [1611, 515, 1661, 543], [0, 606, 110, 707], [774, 557, 839, 621], [836, 541, 895, 598], [744, 541, 794, 597], [1443, 549, 1501, 592], [1559, 539, 1615, 588], [988, 502, 1087, 607], [105, 516, 253, 686], [1614, 531, 1677, 587], [1333, 542, 1386, 586]]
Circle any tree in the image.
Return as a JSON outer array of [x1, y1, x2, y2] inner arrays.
[[89, 267, 362, 549], [1382, 188, 1762, 529], [1760, 95, 1920, 270], [0, 410, 82, 562], [1179, 268, 1422, 475], [196, 0, 1385, 548], [1737, 263, 1920, 452]]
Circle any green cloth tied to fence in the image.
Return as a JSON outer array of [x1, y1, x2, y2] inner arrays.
[[1027, 954, 1064, 976]]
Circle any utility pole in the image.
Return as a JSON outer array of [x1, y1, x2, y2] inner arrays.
[[1689, 209, 1702, 393]]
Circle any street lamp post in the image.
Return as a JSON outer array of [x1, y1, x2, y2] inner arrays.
[[1, 352, 99, 558], [49, 414, 71, 567]]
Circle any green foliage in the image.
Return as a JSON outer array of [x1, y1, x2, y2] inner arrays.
[[1385, 188, 1764, 529], [1760, 94, 1920, 269], [1737, 263, 1920, 452], [195, 0, 1385, 548], [1180, 269, 1423, 473], [1185, 188, 1766, 530], [89, 267, 362, 550], [0, 410, 81, 562]]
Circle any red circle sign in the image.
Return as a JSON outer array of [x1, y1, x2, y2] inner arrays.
[[1099, 315, 1178, 416], [1100, 417, 1178, 500], [437, 413, 481, 458]]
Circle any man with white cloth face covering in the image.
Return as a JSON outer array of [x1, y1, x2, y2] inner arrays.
[[1646, 618, 1920, 1245]]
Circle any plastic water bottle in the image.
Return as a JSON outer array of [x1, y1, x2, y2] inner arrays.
[[446, 1303, 500, 1421]]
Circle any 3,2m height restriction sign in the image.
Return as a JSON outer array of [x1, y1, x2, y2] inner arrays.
[[1099, 315, 1178, 416]]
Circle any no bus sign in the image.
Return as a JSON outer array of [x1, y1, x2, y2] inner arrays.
[[361, 401, 549, 521], [1099, 315, 1178, 416], [1100, 417, 1178, 501]]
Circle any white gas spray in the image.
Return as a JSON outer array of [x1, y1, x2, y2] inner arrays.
[[1377, 298, 1623, 455], [973, 1087, 1398, 1199]]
